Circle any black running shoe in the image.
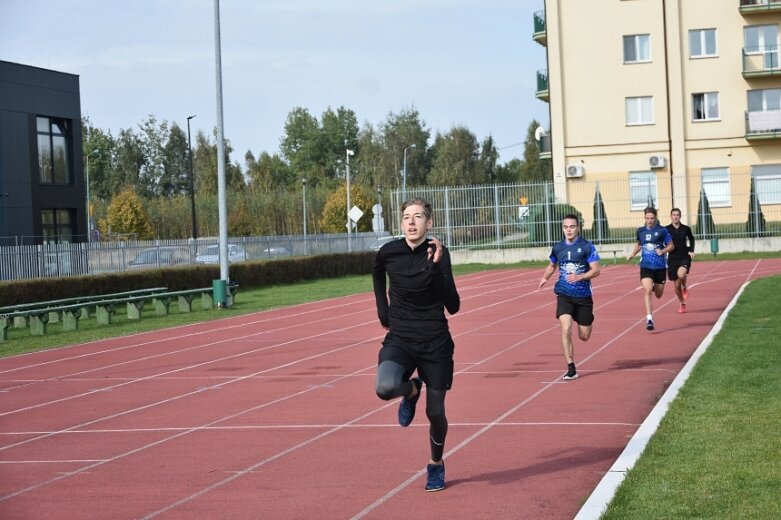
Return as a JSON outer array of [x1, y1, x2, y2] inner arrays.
[[425, 462, 445, 492], [563, 366, 578, 380], [398, 378, 422, 427], [646, 318, 655, 331]]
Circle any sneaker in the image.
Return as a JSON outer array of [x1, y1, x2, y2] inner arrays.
[[682, 286, 689, 301], [678, 303, 686, 314], [425, 462, 445, 492], [646, 318, 655, 331], [563, 366, 578, 380], [398, 378, 422, 427]]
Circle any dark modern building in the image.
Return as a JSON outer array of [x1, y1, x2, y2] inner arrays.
[[0, 60, 85, 245]]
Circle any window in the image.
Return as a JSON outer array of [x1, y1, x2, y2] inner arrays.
[[626, 96, 654, 125], [748, 88, 781, 112], [701, 167, 731, 207], [692, 92, 720, 121], [629, 172, 658, 210], [689, 29, 717, 58], [751, 164, 781, 205], [623, 34, 651, 63], [744, 24, 779, 69], [41, 209, 75, 244], [37, 116, 72, 185]]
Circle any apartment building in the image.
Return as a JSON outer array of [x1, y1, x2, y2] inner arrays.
[[534, 0, 781, 231]]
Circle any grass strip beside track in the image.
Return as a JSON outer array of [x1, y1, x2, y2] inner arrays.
[[601, 274, 781, 520]]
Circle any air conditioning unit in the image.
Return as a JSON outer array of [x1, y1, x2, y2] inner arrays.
[[566, 165, 585, 178], [649, 155, 667, 169]]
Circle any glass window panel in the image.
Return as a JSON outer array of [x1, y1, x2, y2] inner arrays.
[[767, 88, 781, 110], [752, 164, 781, 205], [692, 94, 704, 120], [701, 167, 730, 207], [624, 36, 636, 61], [745, 27, 760, 52], [629, 172, 657, 210], [707, 93, 720, 119], [704, 29, 717, 55], [36, 117, 49, 133], [52, 135, 70, 184], [38, 134, 53, 183], [638, 35, 650, 60], [689, 31, 702, 56], [748, 90, 763, 112], [641, 97, 653, 122]]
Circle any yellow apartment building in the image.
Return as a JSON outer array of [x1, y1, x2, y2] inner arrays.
[[534, 0, 781, 235]]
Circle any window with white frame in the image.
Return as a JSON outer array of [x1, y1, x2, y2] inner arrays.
[[747, 88, 781, 112], [623, 34, 651, 63], [744, 24, 779, 69], [626, 96, 654, 125], [701, 167, 731, 207], [629, 172, 658, 210], [751, 164, 781, 205], [692, 92, 720, 121], [689, 29, 717, 58]]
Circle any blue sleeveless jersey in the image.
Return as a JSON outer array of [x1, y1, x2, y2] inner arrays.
[[635, 224, 672, 270], [549, 237, 600, 298]]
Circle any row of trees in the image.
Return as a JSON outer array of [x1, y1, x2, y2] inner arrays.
[[84, 106, 552, 239]]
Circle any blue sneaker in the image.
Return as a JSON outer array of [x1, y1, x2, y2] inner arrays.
[[398, 378, 422, 427], [425, 462, 445, 492]]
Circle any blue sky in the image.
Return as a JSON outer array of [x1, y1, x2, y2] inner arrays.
[[1, 0, 549, 165]]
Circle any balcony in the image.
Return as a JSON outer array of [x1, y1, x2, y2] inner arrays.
[[739, 0, 781, 14], [743, 45, 780, 77], [537, 131, 551, 160], [746, 109, 781, 140], [535, 69, 549, 101], [533, 10, 547, 46]]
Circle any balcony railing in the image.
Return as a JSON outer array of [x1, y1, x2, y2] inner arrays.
[[535, 69, 549, 101], [533, 10, 546, 46], [742, 45, 780, 77], [746, 109, 781, 139], [739, 0, 781, 14]]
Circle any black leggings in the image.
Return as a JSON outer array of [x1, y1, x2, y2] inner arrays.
[[375, 360, 448, 462]]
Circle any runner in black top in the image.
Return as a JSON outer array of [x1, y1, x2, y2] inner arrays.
[[665, 208, 695, 314], [372, 197, 460, 492]]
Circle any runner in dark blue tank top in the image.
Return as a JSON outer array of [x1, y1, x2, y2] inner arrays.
[[538, 214, 601, 380]]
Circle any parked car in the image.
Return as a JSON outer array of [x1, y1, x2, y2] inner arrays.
[[127, 247, 191, 270], [368, 236, 402, 251], [260, 246, 291, 259], [195, 244, 247, 265]]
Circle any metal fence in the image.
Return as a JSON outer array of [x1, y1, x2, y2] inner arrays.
[[2, 170, 779, 281], [391, 169, 781, 249]]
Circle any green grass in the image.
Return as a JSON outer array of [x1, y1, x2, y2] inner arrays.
[[0, 263, 507, 357], [601, 274, 781, 520]]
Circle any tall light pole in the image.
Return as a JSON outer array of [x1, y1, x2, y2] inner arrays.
[[402, 143, 416, 202], [346, 148, 354, 252], [85, 149, 99, 242], [186, 115, 198, 240], [302, 177, 308, 255]]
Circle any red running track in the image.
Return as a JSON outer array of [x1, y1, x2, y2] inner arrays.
[[0, 259, 779, 519]]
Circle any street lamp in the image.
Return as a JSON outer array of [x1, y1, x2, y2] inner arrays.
[[346, 148, 355, 252], [186, 115, 198, 240], [402, 143, 416, 202], [85, 149, 99, 242], [302, 177, 308, 255]]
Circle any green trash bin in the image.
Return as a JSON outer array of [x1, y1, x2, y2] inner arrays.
[[710, 238, 719, 255], [212, 279, 227, 307]]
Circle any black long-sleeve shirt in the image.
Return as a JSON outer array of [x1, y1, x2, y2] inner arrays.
[[372, 238, 460, 342], [665, 223, 695, 262]]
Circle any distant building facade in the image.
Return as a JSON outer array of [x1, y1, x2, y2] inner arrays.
[[0, 60, 85, 245], [534, 1, 781, 227]]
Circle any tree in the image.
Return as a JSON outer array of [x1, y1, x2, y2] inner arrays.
[[477, 135, 499, 183], [114, 127, 146, 194], [245, 151, 293, 190], [320, 183, 377, 233], [160, 123, 190, 197], [99, 187, 154, 239], [746, 176, 766, 236], [280, 107, 325, 184], [518, 120, 552, 183], [428, 126, 480, 186], [496, 158, 523, 183], [193, 130, 245, 194], [137, 115, 168, 197], [695, 187, 715, 238], [377, 107, 431, 189], [591, 184, 610, 242]]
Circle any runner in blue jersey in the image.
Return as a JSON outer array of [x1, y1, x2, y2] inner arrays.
[[626, 206, 674, 331], [538, 214, 601, 380]]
